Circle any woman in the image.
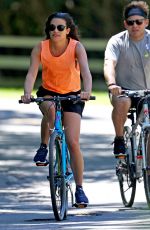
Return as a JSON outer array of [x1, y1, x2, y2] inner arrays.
[[21, 12, 92, 205]]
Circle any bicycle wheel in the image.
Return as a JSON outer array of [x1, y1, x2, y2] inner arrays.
[[143, 131, 150, 208], [117, 126, 136, 207], [48, 131, 67, 221], [63, 147, 70, 219]]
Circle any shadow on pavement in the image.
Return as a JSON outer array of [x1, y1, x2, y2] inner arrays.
[[2, 108, 149, 228]]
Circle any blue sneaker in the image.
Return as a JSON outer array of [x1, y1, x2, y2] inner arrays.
[[34, 146, 49, 166], [75, 187, 89, 207]]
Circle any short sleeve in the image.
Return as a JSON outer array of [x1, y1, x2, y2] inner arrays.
[[104, 36, 121, 61]]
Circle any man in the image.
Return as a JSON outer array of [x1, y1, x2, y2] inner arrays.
[[104, 1, 150, 158]]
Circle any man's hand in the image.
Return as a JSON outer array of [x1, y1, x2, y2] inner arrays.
[[108, 85, 122, 96]]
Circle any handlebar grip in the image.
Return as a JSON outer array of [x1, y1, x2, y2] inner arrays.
[[19, 99, 23, 103], [121, 90, 126, 94], [90, 96, 96, 100], [18, 98, 35, 103]]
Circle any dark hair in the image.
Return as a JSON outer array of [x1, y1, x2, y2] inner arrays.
[[45, 12, 80, 41], [123, 1, 149, 19]]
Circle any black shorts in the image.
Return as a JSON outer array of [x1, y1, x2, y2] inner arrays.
[[36, 86, 85, 117]]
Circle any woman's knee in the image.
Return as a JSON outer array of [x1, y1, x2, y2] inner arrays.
[[67, 138, 80, 153], [39, 102, 55, 122]]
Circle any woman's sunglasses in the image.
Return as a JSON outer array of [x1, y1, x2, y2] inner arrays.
[[49, 24, 66, 31], [126, 19, 145, 26]]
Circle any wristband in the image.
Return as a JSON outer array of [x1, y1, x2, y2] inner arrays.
[[107, 83, 116, 87]]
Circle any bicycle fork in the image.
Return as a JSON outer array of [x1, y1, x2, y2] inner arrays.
[[141, 101, 150, 173], [61, 133, 74, 206]]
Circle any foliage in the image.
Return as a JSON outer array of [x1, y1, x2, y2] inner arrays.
[[1, 0, 150, 38]]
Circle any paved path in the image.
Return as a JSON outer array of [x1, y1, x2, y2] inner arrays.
[[0, 99, 150, 229]]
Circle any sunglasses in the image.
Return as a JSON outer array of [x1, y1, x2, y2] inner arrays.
[[49, 24, 66, 31], [126, 19, 145, 26]]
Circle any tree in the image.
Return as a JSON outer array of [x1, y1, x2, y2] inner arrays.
[[0, 0, 149, 38]]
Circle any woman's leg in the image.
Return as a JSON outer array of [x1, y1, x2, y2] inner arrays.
[[40, 117, 50, 146], [63, 112, 83, 186], [39, 101, 55, 145], [63, 111, 88, 205], [34, 101, 55, 165]]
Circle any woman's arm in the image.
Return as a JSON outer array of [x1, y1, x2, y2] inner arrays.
[[21, 42, 41, 102], [75, 42, 92, 100]]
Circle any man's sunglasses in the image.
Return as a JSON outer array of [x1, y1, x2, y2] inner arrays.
[[49, 24, 66, 31], [126, 19, 145, 26]]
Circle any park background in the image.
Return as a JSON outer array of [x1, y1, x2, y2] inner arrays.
[[1, 0, 150, 94]]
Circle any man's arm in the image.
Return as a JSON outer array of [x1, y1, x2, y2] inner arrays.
[[104, 59, 117, 86], [104, 59, 122, 95]]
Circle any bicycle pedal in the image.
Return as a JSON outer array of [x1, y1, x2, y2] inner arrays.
[[137, 177, 143, 183], [35, 162, 49, 166], [116, 162, 127, 175], [73, 203, 88, 208], [47, 176, 50, 181], [117, 154, 126, 159]]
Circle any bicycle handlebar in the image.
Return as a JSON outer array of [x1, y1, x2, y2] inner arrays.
[[19, 95, 96, 104], [121, 89, 150, 97]]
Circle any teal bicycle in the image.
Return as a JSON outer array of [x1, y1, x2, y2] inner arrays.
[[19, 95, 95, 220]]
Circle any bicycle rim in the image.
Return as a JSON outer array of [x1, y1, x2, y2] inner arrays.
[[48, 132, 67, 220], [143, 132, 150, 208], [118, 126, 136, 207]]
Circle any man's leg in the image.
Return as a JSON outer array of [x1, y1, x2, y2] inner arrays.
[[111, 95, 131, 157]]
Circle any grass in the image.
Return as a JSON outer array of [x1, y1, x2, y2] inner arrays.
[[0, 88, 111, 105]]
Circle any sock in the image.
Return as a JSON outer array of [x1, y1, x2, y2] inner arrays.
[[115, 136, 124, 140], [40, 143, 47, 149], [76, 185, 83, 191]]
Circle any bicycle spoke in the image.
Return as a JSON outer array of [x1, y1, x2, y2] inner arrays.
[[143, 132, 150, 208], [117, 126, 136, 207], [49, 132, 67, 220]]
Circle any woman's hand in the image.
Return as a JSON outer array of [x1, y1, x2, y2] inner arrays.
[[80, 91, 91, 100], [21, 93, 33, 103]]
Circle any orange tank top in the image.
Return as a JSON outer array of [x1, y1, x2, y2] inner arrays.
[[40, 38, 81, 94]]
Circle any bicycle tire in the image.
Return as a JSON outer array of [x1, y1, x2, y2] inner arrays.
[[48, 131, 67, 221], [143, 131, 150, 208], [117, 126, 136, 207], [63, 148, 70, 219]]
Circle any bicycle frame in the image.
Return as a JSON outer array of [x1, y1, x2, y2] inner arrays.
[[126, 95, 150, 172], [54, 100, 73, 182]]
